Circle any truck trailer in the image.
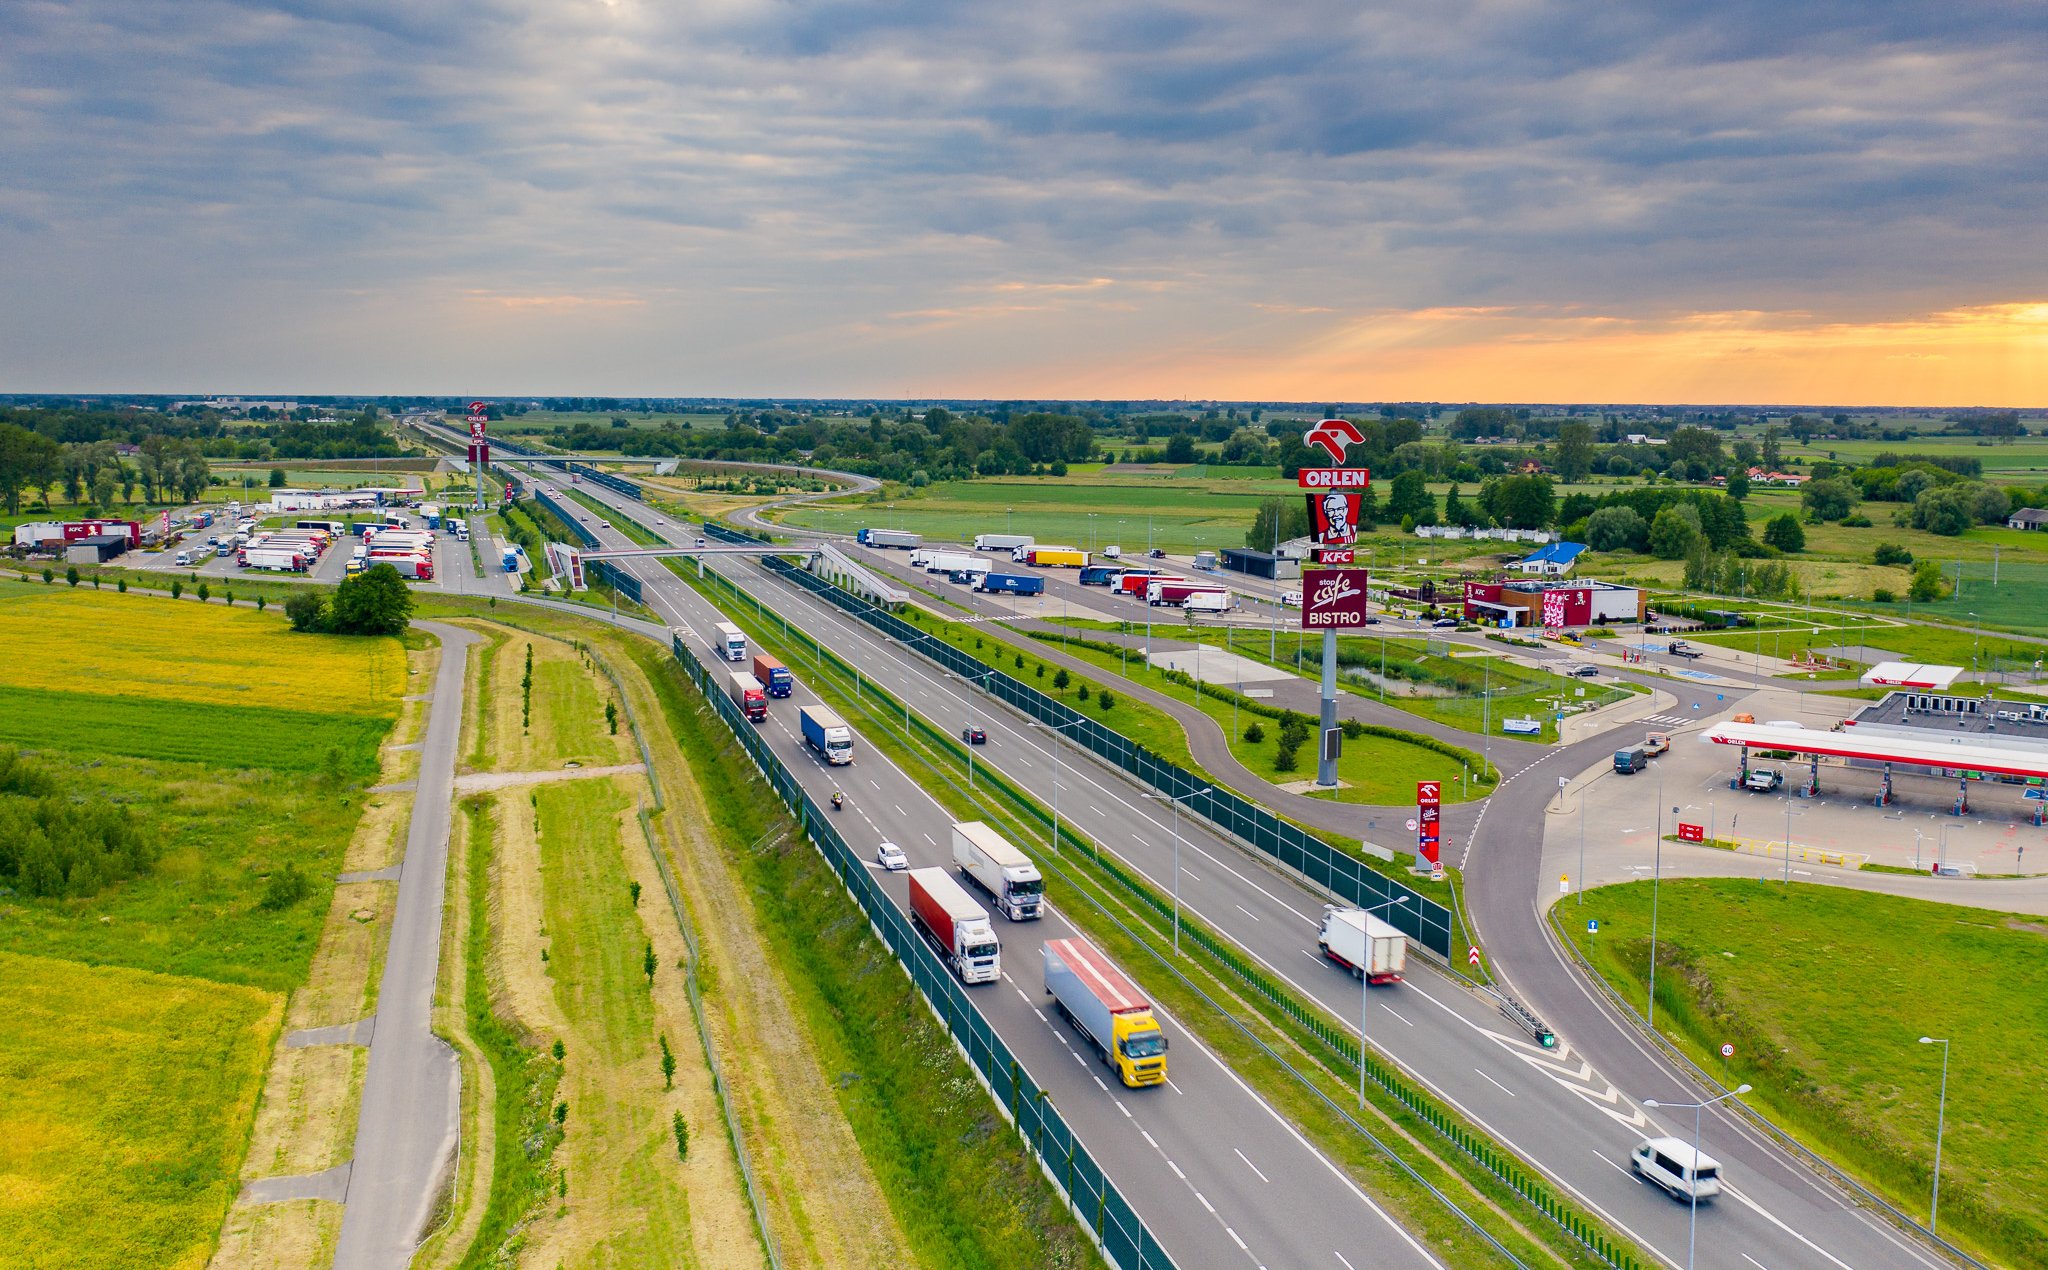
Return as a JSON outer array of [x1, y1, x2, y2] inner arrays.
[[799, 704, 854, 765], [907, 868, 1000, 984], [725, 671, 768, 722], [1147, 579, 1215, 606], [752, 653, 793, 698], [857, 528, 923, 549], [1115, 570, 1170, 597], [1180, 587, 1233, 612], [1025, 546, 1087, 569], [951, 821, 1043, 921], [1042, 937, 1168, 1087], [1316, 907, 1408, 983], [974, 533, 1033, 552], [974, 572, 1044, 596], [241, 546, 308, 572], [370, 553, 434, 581], [712, 622, 747, 662], [1078, 564, 1123, 587], [922, 551, 986, 577]]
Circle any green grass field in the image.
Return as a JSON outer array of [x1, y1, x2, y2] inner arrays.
[[1559, 880, 2047, 1267], [0, 684, 390, 775], [0, 951, 279, 1270]]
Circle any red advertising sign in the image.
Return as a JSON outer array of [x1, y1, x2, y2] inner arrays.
[[1314, 547, 1356, 565], [1417, 781, 1442, 868], [1678, 823, 1705, 843], [1300, 568, 1372, 629], [1304, 491, 1364, 545], [1298, 466, 1372, 489]]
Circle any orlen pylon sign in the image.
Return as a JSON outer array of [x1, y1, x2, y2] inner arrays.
[[1299, 419, 1369, 564], [467, 401, 489, 467]]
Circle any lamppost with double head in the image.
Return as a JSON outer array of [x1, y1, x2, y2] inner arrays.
[[1643, 1083, 1752, 1270], [1028, 715, 1090, 858], [1352, 895, 1407, 1108], [1142, 784, 1211, 953]]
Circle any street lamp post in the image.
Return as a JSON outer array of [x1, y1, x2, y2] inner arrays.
[[1649, 784, 1669, 1030], [1643, 1083, 1753, 1270], [1142, 785, 1211, 954], [1029, 717, 1088, 858], [1353, 896, 1408, 1108], [1919, 1036, 1951, 1233], [1782, 801, 1802, 884]]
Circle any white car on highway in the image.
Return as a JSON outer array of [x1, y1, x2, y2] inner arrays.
[[876, 842, 908, 871]]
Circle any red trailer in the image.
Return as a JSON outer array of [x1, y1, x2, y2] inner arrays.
[[1119, 571, 1178, 597]]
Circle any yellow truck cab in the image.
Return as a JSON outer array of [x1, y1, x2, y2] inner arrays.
[[1043, 937, 1168, 1087]]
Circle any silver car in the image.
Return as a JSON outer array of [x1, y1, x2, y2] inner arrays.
[[876, 842, 908, 871]]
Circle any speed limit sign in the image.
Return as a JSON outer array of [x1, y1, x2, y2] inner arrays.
[[1720, 1043, 1736, 1059]]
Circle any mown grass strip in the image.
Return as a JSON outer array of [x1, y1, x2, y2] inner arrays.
[[0, 683, 391, 775]]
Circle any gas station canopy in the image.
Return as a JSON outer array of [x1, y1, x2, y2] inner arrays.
[[1859, 661, 1963, 690], [1700, 720, 2048, 781]]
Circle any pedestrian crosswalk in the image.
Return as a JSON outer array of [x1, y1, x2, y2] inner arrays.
[[1641, 713, 1691, 727]]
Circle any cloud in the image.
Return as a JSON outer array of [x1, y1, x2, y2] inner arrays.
[[0, 0, 2042, 397]]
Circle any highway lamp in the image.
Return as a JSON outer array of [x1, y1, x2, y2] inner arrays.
[[1354, 895, 1408, 1109], [1028, 716, 1089, 859], [1577, 793, 1586, 907], [1643, 1082, 1752, 1270], [1782, 801, 1802, 884], [1919, 1036, 1951, 1233], [1648, 785, 1670, 1031], [1141, 784, 1211, 955]]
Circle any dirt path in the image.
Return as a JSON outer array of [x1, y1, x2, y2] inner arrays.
[[453, 761, 645, 793]]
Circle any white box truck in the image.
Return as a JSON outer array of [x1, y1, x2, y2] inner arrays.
[[951, 821, 1043, 921], [1182, 587, 1233, 612], [908, 868, 1000, 984], [974, 533, 1032, 552], [1316, 906, 1408, 984]]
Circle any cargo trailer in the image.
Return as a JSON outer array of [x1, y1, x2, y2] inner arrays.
[[725, 671, 768, 722], [974, 533, 1033, 552], [950, 821, 1043, 921], [974, 572, 1044, 596], [1316, 907, 1408, 983], [752, 653, 793, 698], [799, 704, 854, 765], [857, 528, 922, 549], [712, 621, 747, 662], [908, 868, 1000, 984], [1043, 937, 1167, 1087]]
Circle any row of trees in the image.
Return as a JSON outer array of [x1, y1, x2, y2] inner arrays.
[[1, 404, 400, 461], [0, 423, 212, 515]]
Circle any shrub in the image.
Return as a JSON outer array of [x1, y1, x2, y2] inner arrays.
[[1873, 543, 1913, 566], [1243, 722, 1266, 744], [196, 582, 210, 603], [116, 578, 126, 593], [1840, 513, 1873, 527], [284, 588, 329, 632], [1873, 588, 1896, 603], [64, 567, 79, 588], [1076, 684, 1089, 701], [1273, 741, 1300, 772], [41, 567, 53, 584], [258, 862, 311, 911]]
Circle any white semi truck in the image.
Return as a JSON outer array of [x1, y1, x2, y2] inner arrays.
[[951, 821, 1043, 921]]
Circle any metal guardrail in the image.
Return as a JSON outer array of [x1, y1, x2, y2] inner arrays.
[[667, 629, 1178, 1270], [752, 556, 1458, 959]]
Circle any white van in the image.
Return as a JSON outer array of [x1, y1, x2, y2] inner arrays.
[[1631, 1137, 1722, 1202], [173, 550, 194, 567]]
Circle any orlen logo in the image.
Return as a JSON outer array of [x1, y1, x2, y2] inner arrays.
[[1309, 571, 1362, 610], [1303, 418, 1366, 464]]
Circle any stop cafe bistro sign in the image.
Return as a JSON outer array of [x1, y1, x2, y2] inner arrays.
[[1300, 568, 1372, 629]]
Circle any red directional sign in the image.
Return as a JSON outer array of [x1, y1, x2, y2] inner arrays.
[[1468, 946, 1481, 967], [1678, 822, 1705, 843], [1417, 781, 1442, 868]]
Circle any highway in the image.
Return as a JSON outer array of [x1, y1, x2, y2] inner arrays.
[[538, 466, 1958, 1270]]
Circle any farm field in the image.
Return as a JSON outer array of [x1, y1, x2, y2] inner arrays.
[[0, 683, 391, 775], [0, 951, 280, 1270], [1558, 879, 2048, 1268], [0, 582, 405, 716]]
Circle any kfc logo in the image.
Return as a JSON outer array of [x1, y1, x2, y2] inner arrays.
[[1306, 491, 1364, 545], [1304, 418, 1366, 464]]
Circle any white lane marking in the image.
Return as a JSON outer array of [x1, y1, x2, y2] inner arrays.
[[1335, 1254, 1357, 1270], [1594, 1149, 1633, 1178], [1166, 1077, 1185, 1095], [1168, 1159, 1185, 1180], [1475, 1068, 1517, 1097], [1234, 1148, 1270, 1184], [1236, 904, 1260, 921], [1196, 1192, 1216, 1214], [1227, 1228, 1248, 1251], [922, 832, 935, 845], [1723, 1185, 1856, 1270], [1742, 1256, 1770, 1270]]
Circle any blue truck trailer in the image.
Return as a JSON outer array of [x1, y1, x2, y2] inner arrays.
[[975, 572, 1045, 596]]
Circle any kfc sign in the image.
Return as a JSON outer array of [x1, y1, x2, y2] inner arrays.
[[1416, 780, 1442, 869], [1315, 548, 1356, 565], [1305, 491, 1364, 546], [1541, 591, 1568, 630], [1298, 466, 1372, 490], [1300, 568, 1372, 629]]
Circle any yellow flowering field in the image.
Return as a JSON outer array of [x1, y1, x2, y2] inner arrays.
[[0, 582, 402, 716]]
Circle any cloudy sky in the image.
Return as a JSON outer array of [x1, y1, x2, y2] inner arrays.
[[3, 0, 2043, 403]]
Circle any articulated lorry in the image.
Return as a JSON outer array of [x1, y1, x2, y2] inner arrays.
[[1181, 587, 1233, 612], [799, 704, 854, 765], [974, 533, 1032, 552], [713, 621, 748, 662], [908, 868, 1000, 984], [726, 670, 768, 722], [752, 653, 793, 698], [241, 546, 309, 572], [857, 528, 922, 549], [1043, 937, 1168, 1087], [951, 821, 1043, 921], [1022, 545, 1087, 568], [974, 572, 1044, 596], [369, 552, 434, 581], [1116, 570, 1170, 597], [1316, 906, 1408, 983]]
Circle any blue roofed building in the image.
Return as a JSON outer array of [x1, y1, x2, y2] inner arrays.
[[1510, 541, 1586, 576]]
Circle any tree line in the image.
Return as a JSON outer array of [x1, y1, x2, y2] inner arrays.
[[0, 745, 156, 899]]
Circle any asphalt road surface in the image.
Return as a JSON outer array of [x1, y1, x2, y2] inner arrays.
[[332, 621, 475, 1269], [549, 472, 1959, 1270]]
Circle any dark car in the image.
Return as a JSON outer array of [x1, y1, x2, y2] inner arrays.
[[1432, 617, 1460, 628], [961, 725, 988, 745], [1146, 547, 1166, 558]]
